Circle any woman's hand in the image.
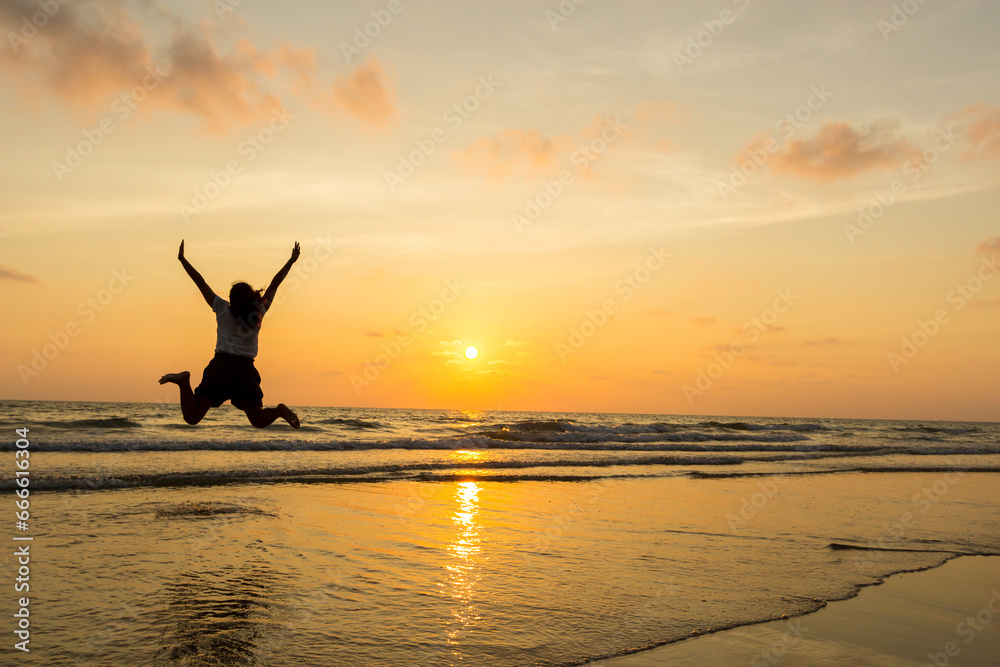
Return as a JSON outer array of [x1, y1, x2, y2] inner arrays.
[[290, 242, 300, 263], [179, 240, 185, 262]]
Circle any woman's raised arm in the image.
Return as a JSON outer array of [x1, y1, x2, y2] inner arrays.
[[178, 240, 217, 308]]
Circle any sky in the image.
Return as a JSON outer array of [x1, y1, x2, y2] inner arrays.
[[1, 0, 997, 420]]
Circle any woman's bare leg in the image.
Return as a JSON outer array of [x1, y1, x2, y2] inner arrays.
[[158, 371, 213, 425], [243, 404, 300, 429]]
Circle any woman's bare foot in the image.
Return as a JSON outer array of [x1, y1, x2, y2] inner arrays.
[[278, 403, 300, 429], [159, 371, 191, 385]]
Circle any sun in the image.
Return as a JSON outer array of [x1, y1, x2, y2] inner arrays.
[[464, 346, 479, 360]]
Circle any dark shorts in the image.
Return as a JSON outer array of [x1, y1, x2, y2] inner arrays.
[[194, 352, 263, 411]]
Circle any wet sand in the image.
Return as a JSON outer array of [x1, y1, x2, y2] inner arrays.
[[603, 555, 1000, 666]]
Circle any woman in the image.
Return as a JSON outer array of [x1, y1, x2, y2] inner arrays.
[[159, 240, 301, 429]]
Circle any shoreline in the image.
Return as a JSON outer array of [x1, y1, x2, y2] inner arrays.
[[600, 554, 1000, 666]]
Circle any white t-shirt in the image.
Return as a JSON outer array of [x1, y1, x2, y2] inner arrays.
[[212, 295, 266, 359]]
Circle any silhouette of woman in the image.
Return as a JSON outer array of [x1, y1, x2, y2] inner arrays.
[[159, 240, 301, 429]]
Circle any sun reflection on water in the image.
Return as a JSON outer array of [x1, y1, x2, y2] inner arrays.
[[450, 450, 484, 464], [443, 481, 484, 652]]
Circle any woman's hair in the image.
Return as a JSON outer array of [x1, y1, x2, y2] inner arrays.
[[229, 282, 265, 330]]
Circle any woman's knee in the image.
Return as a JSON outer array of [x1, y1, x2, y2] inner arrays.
[[244, 408, 265, 427]]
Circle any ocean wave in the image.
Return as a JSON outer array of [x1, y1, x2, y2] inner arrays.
[[472, 426, 813, 444], [155, 501, 276, 518], [699, 420, 830, 432], [7, 432, 1000, 455], [3, 454, 748, 492], [892, 425, 979, 435], [826, 542, 969, 554], [0, 434, 892, 453], [42, 416, 143, 429], [687, 465, 1000, 478], [316, 418, 384, 429]]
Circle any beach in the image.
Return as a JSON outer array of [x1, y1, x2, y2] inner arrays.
[[2, 400, 999, 665]]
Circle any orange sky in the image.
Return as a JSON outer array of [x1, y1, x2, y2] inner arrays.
[[1, 1, 998, 420]]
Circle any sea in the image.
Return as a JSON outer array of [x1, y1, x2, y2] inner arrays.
[[2, 400, 999, 666]]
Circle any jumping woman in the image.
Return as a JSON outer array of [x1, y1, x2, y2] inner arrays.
[[159, 240, 301, 429]]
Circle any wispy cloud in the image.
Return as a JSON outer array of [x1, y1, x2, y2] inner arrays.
[[456, 129, 571, 181], [0, 0, 394, 131], [769, 120, 914, 180], [0, 265, 42, 284], [947, 103, 1000, 159], [311, 55, 396, 126], [978, 236, 1000, 254]]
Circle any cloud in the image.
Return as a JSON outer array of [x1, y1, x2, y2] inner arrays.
[[691, 316, 716, 326], [0, 1, 151, 110], [365, 331, 384, 338], [457, 110, 633, 181], [978, 237, 1000, 254], [0, 1, 391, 132], [159, 30, 287, 132], [946, 103, 1000, 159], [311, 55, 396, 126], [0, 265, 42, 284], [971, 296, 1000, 308], [769, 120, 914, 180], [455, 129, 571, 181], [648, 310, 672, 318]]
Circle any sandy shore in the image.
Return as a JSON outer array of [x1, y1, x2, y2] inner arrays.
[[602, 555, 1000, 667]]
